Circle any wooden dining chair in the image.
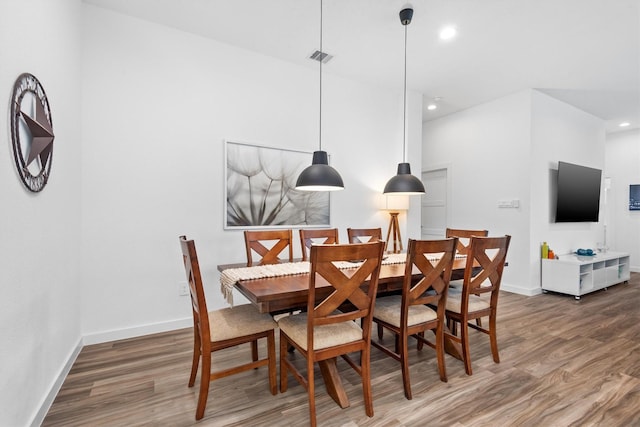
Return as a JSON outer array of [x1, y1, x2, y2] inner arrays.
[[445, 228, 489, 294], [244, 229, 293, 266], [372, 238, 457, 399], [445, 235, 511, 375], [179, 236, 277, 420], [299, 228, 339, 261], [347, 227, 383, 244], [278, 241, 385, 427], [445, 228, 489, 256]]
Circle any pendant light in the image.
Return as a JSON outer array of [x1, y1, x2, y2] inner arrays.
[[296, 0, 344, 191], [383, 7, 425, 195]]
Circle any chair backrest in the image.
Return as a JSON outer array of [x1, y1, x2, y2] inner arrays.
[[462, 235, 511, 305], [299, 228, 339, 261], [347, 227, 383, 244], [445, 228, 489, 256], [402, 238, 458, 318], [179, 236, 210, 350], [244, 229, 294, 266], [307, 241, 385, 348]]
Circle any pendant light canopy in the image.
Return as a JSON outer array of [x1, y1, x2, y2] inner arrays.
[[296, 0, 344, 192], [383, 7, 425, 196]]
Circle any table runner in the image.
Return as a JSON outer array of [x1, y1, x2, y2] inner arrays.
[[219, 253, 464, 305]]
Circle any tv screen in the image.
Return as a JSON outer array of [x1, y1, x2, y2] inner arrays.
[[555, 161, 602, 222]]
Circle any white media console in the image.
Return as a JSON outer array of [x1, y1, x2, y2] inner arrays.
[[541, 251, 630, 299]]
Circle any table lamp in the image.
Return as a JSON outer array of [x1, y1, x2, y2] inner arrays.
[[380, 195, 409, 253]]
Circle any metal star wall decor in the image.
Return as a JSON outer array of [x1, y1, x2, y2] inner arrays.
[[10, 73, 55, 192]]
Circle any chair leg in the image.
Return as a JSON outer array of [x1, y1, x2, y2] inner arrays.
[[267, 331, 277, 395], [377, 323, 384, 340], [460, 319, 473, 375], [188, 330, 201, 387], [489, 312, 500, 363], [251, 340, 259, 363], [435, 323, 447, 382], [416, 331, 424, 351], [307, 357, 317, 427], [279, 332, 288, 393], [362, 346, 374, 416], [195, 352, 211, 420], [400, 331, 412, 400]]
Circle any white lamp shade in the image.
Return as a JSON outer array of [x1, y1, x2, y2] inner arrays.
[[379, 194, 410, 211]]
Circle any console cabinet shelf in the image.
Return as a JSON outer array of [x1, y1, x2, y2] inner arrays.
[[541, 252, 630, 299]]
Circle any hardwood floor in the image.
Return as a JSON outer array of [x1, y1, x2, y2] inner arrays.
[[44, 274, 640, 426]]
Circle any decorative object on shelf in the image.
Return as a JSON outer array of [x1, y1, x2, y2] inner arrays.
[[10, 73, 55, 192], [380, 195, 409, 253], [296, 0, 344, 192], [541, 242, 549, 259], [383, 7, 425, 196], [575, 248, 595, 256], [225, 141, 330, 228]]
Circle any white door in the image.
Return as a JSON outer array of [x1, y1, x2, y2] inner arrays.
[[421, 168, 448, 239]]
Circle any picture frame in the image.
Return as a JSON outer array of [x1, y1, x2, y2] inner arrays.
[[630, 184, 640, 211], [224, 141, 330, 229]]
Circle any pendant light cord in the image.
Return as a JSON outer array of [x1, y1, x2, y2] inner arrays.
[[319, 0, 323, 152], [402, 22, 407, 162]]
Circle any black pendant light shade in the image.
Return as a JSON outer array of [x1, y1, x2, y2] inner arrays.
[[383, 7, 425, 196], [383, 162, 425, 195], [296, 150, 344, 191], [295, 0, 344, 192]]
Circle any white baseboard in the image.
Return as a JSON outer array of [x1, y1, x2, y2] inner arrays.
[[82, 317, 192, 345], [30, 338, 83, 427], [501, 282, 542, 296]]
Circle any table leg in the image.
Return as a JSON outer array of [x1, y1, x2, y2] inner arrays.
[[318, 358, 350, 408]]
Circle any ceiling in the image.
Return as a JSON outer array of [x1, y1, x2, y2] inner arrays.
[[84, 0, 640, 134]]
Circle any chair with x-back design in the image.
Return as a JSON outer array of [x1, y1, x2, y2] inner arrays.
[[244, 229, 294, 266], [299, 228, 339, 261], [347, 227, 382, 244], [445, 228, 488, 257], [445, 235, 511, 375], [278, 241, 385, 427], [372, 238, 457, 399]]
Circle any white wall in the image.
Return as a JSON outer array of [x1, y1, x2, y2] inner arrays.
[[80, 6, 421, 341], [0, 1, 82, 426], [423, 89, 606, 295], [605, 129, 640, 271], [423, 91, 532, 294], [530, 90, 606, 283]]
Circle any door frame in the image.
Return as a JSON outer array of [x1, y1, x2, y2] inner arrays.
[[421, 163, 453, 238]]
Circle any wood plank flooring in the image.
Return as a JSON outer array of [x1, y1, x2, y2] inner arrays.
[[43, 274, 640, 426]]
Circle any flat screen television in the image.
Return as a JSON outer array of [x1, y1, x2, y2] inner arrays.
[[555, 161, 602, 222]]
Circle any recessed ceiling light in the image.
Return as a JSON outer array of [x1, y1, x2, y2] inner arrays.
[[619, 122, 631, 127], [427, 104, 437, 111], [439, 26, 457, 40]]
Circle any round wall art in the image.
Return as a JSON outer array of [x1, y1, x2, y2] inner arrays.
[[10, 73, 55, 192]]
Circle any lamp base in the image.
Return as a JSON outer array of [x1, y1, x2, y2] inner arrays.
[[385, 212, 403, 254]]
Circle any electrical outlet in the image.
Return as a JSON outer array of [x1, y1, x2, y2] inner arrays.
[[178, 282, 190, 296]]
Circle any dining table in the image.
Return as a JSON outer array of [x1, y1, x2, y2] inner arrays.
[[217, 254, 470, 409]]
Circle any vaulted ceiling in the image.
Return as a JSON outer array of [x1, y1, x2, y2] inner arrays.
[[84, 0, 640, 134]]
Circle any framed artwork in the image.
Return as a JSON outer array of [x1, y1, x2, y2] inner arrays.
[[225, 141, 330, 229], [630, 184, 640, 211]]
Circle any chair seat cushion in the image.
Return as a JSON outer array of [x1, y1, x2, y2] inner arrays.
[[209, 304, 277, 343], [277, 313, 362, 351], [373, 295, 437, 327], [445, 291, 490, 314]]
